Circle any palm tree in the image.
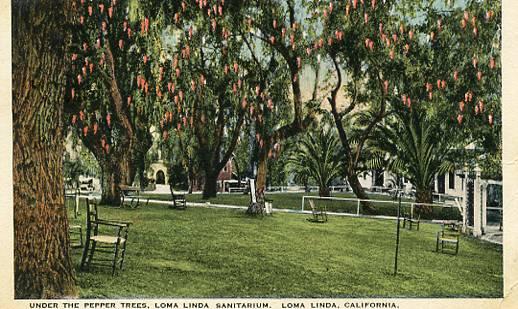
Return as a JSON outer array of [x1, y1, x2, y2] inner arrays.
[[367, 111, 456, 204], [287, 127, 343, 197]]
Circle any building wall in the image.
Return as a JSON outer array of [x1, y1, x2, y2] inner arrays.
[[356, 169, 466, 198], [444, 171, 465, 197], [358, 171, 373, 189], [217, 160, 233, 181]]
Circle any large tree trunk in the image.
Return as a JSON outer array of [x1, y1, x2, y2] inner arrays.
[[82, 133, 142, 206], [101, 163, 119, 205], [99, 154, 136, 206], [120, 154, 136, 186], [187, 160, 195, 194], [347, 171, 370, 200], [248, 148, 268, 215], [328, 56, 380, 213], [414, 186, 433, 216], [256, 150, 268, 194], [134, 130, 153, 189], [13, 0, 77, 298], [347, 169, 375, 213], [319, 186, 331, 197], [415, 186, 433, 205], [331, 105, 374, 211], [202, 172, 219, 199], [136, 156, 146, 189]]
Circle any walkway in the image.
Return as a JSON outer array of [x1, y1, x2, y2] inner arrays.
[[481, 225, 503, 245]]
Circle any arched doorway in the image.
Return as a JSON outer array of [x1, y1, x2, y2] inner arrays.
[[156, 170, 165, 185]]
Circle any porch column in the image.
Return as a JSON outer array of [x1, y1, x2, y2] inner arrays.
[[473, 167, 482, 237], [462, 168, 469, 234], [481, 181, 488, 234]]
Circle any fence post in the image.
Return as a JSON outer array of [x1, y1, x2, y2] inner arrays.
[[301, 196, 305, 212], [410, 203, 414, 219], [75, 190, 80, 218], [357, 199, 360, 216]]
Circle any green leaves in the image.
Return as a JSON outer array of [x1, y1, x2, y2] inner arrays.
[[368, 110, 457, 191], [287, 125, 343, 195]]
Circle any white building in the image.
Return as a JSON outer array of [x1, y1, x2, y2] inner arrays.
[[357, 169, 466, 200]]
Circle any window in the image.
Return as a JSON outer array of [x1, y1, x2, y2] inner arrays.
[[449, 172, 455, 189]]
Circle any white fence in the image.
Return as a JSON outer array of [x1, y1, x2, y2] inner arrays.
[[301, 195, 464, 221]]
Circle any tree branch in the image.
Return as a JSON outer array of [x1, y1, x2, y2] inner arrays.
[[326, 53, 359, 173], [353, 72, 388, 165], [216, 109, 246, 173], [103, 44, 135, 137]]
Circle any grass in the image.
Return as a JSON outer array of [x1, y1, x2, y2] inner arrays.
[[69, 202, 502, 298], [143, 191, 462, 220]]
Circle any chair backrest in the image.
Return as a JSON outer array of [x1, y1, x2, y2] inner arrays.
[[308, 200, 316, 211], [249, 178, 257, 204], [82, 197, 98, 230], [442, 229, 460, 239]]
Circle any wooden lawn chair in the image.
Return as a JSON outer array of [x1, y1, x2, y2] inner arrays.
[[307, 199, 328, 223], [436, 224, 460, 255], [402, 210, 420, 231], [66, 191, 83, 248], [80, 197, 131, 275]]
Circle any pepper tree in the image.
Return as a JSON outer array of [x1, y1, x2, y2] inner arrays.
[[66, 0, 161, 204], [303, 0, 500, 206], [151, 1, 258, 198], [232, 0, 323, 212], [13, 0, 77, 298], [363, 0, 501, 203]]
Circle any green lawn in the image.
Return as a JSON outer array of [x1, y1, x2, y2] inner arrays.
[[69, 203, 502, 298], [143, 192, 462, 220]]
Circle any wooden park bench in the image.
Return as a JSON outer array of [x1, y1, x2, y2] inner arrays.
[[119, 185, 149, 208], [307, 199, 328, 223], [169, 185, 187, 210]]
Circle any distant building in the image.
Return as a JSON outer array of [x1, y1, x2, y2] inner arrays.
[[357, 169, 465, 199], [147, 160, 168, 185]]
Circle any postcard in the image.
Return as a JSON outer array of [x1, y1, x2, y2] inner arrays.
[[2, 0, 517, 308]]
